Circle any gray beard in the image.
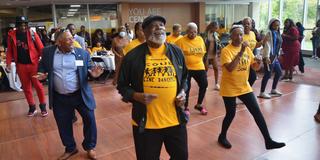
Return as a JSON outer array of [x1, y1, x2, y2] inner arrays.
[[148, 33, 166, 45]]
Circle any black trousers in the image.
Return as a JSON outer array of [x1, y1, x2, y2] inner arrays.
[[220, 92, 272, 142], [133, 125, 188, 160], [248, 68, 257, 86], [185, 70, 208, 107]]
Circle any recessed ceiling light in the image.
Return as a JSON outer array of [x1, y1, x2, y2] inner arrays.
[[61, 17, 67, 19], [69, 9, 78, 12], [67, 12, 76, 14], [67, 15, 74, 17], [70, 5, 81, 8]]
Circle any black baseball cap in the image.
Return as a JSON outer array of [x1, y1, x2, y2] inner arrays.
[[142, 15, 166, 29], [16, 16, 29, 24]]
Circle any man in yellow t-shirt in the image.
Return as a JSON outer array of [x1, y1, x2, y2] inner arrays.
[[175, 22, 208, 116], [123, 22, 145, 55], [117, 15, 189, 160], [166, 24, 183, 44], [218, 25, 285, 150]]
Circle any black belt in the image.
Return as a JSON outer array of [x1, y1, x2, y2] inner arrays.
[[54, 89, 80, 96]]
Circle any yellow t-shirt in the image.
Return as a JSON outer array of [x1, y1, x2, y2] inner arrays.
[[175, 36, 206, 70], [91, 47, 107, 53], [166, 35, 183, 44], [73, 40, 82, 48], [219, 44, 254, 97], [123, 39, 143, 55], [243, 31, 257, 51], [142, 44, 179, 129], [217, 28, 227, 37]]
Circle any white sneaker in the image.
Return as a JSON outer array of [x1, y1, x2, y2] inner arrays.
[[258, 92, 271, 99], [214, 84, 220, 91], [270, 89, 282, 97]]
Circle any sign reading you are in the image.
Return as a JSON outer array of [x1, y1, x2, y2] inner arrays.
[[128, 8, 161, 23]]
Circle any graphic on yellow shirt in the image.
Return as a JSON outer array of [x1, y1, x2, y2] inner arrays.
[[219, 44, 254, 97], [142, 44, 179, 129], [243, 31, 257, 51], [175, 36, 206, 70], [166, 35, 183, 44], [123, 39, 143, 55], [73, 40, 82, 49]]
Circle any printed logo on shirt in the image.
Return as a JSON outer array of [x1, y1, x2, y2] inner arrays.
[[144, 57, 176, 88], [184, 47, 204, 56], [17, 40, 29, 50], [237, 54, 250, 72]]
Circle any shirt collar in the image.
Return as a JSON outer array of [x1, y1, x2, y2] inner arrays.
[[55, 47, 75, 55]]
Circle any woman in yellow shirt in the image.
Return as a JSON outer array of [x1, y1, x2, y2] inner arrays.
[[175, 22, 208, 116], [242, 17, 262, 86], [91, 41, 107, 55], [123, 22, 145, 55], [218, 25, 285, 150]]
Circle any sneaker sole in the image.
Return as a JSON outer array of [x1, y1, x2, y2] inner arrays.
[[27, 110, 38, 117], [257, 96, 271, 99]]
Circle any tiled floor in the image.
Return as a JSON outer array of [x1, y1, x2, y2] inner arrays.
[[0, 61, 319, 160]]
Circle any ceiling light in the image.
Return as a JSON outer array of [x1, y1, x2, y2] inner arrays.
[[67, 15, 74, 17], [67, 12, 76, 14], [69, 9, 78, 12], [70, 5, 81, 8], [61, 17, 67, 19]]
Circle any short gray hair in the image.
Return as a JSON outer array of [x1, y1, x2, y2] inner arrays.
[[187, 22, 198, 30], [242, 17, 252, 23]]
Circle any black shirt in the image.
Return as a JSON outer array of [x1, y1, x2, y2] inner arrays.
[[16, 31, 32, 64]]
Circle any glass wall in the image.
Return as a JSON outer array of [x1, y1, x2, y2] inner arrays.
[[258, 0, 319, 50], [206, 3, 249, 30], [56, 4, 88, 30], [55, 4, 117, 47]]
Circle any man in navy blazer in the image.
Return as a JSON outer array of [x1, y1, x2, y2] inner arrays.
[[35, 30, 103, 160]]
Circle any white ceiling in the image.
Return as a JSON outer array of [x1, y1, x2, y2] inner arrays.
[[0, 0, 259, 8]]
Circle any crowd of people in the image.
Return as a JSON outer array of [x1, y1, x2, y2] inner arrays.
[[0, 14, 319, 160]]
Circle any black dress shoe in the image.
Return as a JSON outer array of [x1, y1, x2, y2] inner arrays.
[[57, 149, 78, 160], [265, 140, 285, 150], [218, 134, 232, 149]]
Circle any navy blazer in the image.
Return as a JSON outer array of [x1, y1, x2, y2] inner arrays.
[[38, 45, 96, 110]]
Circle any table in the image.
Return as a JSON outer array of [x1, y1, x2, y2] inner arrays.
[[0, 62, 22, 91], [91, 54, 115, 71]]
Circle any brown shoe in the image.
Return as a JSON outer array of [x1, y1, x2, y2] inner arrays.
[[87, 149, 97, 160], [57, 149, 78, 160], [314, 113, 320, 123]]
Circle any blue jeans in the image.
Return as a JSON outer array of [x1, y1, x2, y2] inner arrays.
[[260, 60, 282, 93], [312, 38, 320, 57]]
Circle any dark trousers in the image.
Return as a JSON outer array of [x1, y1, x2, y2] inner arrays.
[[298, 50, 305, 73], [53, 91, 97, 152], [220, 92, 272, 142], [260, 60, 282, 93], [133, 125, 188, 160], [248, 68, 257, 86], [185, 70, 208, 107]]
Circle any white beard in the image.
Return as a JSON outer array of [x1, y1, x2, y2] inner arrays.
[[148, 31, 166, 45]]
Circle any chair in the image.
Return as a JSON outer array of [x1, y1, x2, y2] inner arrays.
[[91, 57, 109, 84]]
